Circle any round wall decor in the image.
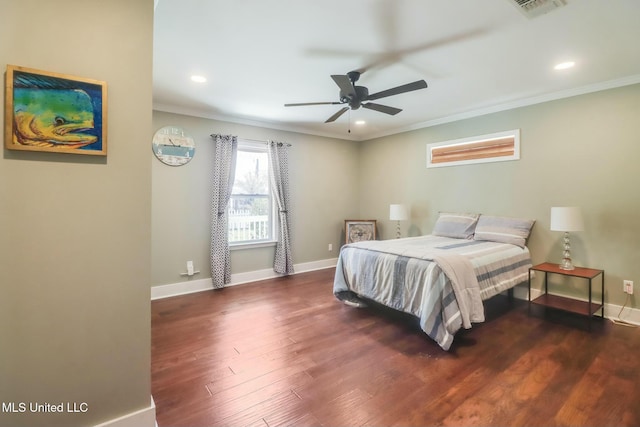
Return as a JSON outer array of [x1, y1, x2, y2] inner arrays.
[[152, 125, 195, 166]]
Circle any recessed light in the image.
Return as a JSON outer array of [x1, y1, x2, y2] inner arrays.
[[355, 120, 366, 125], [190, 75, 207, 83], [554, 61, 575, 71]]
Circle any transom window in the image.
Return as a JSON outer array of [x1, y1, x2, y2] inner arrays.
[[228, 141, 275, 245]]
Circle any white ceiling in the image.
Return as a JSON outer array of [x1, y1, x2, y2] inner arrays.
[[153, 0, 640, 141]]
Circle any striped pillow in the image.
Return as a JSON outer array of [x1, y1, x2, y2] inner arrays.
[[432, 212, 480, 239], [473, 215, 535, 248]]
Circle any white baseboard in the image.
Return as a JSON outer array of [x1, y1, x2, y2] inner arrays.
[[151, 258, 338, 300], [152, 263, 640, 326], [93, 396, 156, 427], [513, 285, 640, 326]]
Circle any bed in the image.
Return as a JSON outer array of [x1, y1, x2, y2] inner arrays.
[[333, 213, 535, 351]]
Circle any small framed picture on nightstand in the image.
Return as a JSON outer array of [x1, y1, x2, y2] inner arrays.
[[345, 220, 377, 244]]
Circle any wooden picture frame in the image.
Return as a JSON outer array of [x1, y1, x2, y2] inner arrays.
[[426, 129, 519, 168], [345, 220, 377, 244], [5, 65, 107, 156]]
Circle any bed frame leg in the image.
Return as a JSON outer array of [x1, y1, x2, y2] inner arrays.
[[507, 288, 514, 303]]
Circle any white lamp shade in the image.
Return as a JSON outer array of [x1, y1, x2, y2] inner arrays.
[[550, 207, 584, 232], [389, 204, 409, 221]]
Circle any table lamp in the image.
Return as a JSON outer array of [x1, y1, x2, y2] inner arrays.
[[389, 204, 409, 239], [550, 206, 584, 270]]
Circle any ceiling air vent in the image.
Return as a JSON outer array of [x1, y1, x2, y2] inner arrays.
[[508, 0, 567, 18]]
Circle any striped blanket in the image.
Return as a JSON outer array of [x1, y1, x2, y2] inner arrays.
[[333, 235, 532, 350]]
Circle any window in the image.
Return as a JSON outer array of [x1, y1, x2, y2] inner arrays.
[[228, 141, 275, 245]]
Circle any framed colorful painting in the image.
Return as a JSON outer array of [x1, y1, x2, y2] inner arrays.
[[4, 65, 107, 156]]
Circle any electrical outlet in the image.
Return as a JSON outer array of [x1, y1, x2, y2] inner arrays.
[[328, 243, 333, 252], [187, 260, 194, 276], [623, 280, 634, 295]]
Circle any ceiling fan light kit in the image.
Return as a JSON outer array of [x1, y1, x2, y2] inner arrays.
[[285, 70, 427, 123]]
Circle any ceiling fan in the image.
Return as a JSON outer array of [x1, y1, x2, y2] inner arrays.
[[284, 71, 428, 123]]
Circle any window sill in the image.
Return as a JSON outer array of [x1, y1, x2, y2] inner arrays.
[[230, 240, 277, 251]]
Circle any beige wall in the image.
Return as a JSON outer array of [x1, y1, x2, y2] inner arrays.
[[0, 1, 153, 427], [152, 111, 360, 286], [358, 84, 640, 307]]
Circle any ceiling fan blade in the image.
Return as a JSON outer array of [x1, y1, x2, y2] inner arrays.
[[325, 107, 350, 123], [360, 29, 488, 75], [285, 102, 342, 107], [362, 102, 402, 116], [331, 75, 355, 96], [366, 80, 428, 101]]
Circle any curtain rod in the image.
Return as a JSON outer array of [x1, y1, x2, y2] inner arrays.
[[244, 137, 292, 147], [211, 134, 292, 147]]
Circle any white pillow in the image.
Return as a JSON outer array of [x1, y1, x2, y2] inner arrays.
[[432, 212, 480, 239], [473, 215, 535, 248]]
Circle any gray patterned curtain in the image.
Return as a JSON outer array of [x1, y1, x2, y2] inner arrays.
[[268, 141, 294, 275], [210, 134, 238, 288]]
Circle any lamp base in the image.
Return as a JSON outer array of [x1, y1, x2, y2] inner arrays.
[[395, 221, 401, 239], [559, 232, 575, 270], [559, 259, 575, 270]]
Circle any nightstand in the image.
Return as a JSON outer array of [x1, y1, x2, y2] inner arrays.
[[528, 262, 604, 329]]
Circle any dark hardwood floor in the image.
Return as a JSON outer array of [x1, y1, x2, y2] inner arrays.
[[152, 268, 640, 427]]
